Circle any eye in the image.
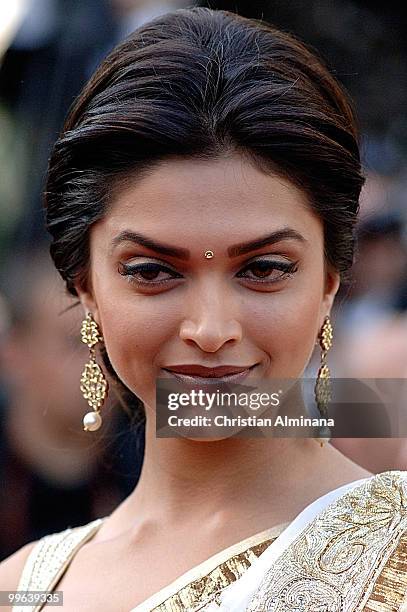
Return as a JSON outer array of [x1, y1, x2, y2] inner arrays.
[[236, 258, 299, 283], [118, 261, 183, 286]]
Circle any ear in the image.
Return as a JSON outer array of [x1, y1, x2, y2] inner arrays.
[[74, 278, 101, 326], [321, 266, 341, 321]]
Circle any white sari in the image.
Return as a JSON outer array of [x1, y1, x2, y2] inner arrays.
[[198, 478, 368, 612], [14, 471, 407, 612], [131, 471, 407, 612]]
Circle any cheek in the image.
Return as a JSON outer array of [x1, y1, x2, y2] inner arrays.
[[242, 280, 322, 377], [97, 294, 176, 406]]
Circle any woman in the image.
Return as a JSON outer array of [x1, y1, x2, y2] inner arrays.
[[2, 7, 406, 611]]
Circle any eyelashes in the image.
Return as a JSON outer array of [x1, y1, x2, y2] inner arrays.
[[118, 258, 299, 288], [237, 259, 298, 282], [118, 262, 183, 286]]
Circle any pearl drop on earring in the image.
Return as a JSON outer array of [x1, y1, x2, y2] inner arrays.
[[83, 411, 102, 431]]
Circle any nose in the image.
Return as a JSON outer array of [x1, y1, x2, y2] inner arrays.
[[179, 288, 243, 353]]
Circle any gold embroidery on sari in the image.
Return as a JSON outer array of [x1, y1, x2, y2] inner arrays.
[[364, 531, 407, 611], [150, 538, 277, 611], [246, 471, 407, 611]]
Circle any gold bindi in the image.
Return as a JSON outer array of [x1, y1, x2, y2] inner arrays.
[[204, 250, 214, 259]]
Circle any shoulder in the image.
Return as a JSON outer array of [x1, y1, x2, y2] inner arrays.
[[360, 471, 407, 609], [332, 469, 407, 529], [363, 468, 407, 497], [0, 540, 39, 592], [321, 470, 407, 606], [0, 517, 105, 600], [245, 471, 407, 611]]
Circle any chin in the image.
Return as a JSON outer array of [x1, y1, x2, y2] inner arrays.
[[182, 435, 238, 443]]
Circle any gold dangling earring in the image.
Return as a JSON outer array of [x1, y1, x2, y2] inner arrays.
[[314, 315, 333, 447], [80, 312, 108, 431]]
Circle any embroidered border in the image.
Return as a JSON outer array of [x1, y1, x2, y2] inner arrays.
[[245, 471, 407, 611]]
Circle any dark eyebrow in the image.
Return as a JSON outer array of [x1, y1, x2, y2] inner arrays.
[[110, 227, 307, 260], [110, 231, 191, 260], [227, 228, 307, 257]]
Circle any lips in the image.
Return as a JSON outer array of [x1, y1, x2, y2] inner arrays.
[[162, 364, 257, 384]]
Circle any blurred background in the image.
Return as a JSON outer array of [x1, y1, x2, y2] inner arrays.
[[0, 0, 406, 559]]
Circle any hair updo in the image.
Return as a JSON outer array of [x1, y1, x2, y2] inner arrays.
[[44, 7, 364, 420]]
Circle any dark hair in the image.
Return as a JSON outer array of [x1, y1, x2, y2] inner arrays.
[[44, 7, 364, 418]]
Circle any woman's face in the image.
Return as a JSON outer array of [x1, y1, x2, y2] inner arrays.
[[77, 155, 340, 410]]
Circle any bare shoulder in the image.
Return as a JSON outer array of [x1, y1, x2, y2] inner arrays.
[[0, 540, 38, 592]]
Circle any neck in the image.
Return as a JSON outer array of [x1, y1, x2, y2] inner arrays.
[[140, 418, 315, 511], [124, 413, 334, 530], [109, 383, 371, 535]]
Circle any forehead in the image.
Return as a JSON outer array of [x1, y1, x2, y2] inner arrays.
[[96, 155, 323, 248]]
